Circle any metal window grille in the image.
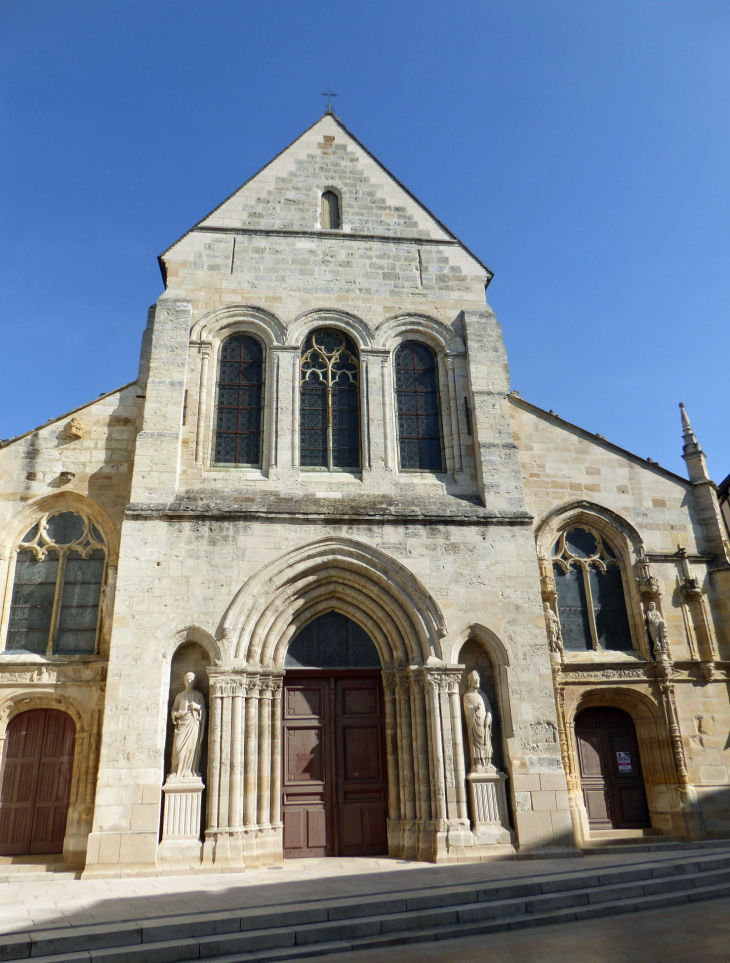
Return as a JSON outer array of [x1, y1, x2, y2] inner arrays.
[[552, 527, 633, 652], [214, 334, 265, 466], [300, 329, 360, 470], [6, 512, 106, 657], [394, 341, 443, 472]]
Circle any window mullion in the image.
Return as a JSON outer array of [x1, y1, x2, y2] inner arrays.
[[583, 563, 600, 650], [47, 551, 67, 657], [326, 385, 333, 472]]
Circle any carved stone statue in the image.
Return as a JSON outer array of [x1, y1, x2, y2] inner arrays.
[[645, 602, 669, 659], [463, 670, 494, 773], [544, 602, 564, 656], [169, 672, 206, 779], [64, 418, 86, 441]]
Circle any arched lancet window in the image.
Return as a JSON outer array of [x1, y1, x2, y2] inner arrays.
[[6, 511, 107, 656], [394, 341, 443, 471], [321, 191, 340, 230], [214, 334, 265, 466], [552, 526, 633, 652], [300, 329, 360, 471]]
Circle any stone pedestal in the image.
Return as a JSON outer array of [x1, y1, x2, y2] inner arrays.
[[158, 776, 204, 863], [467, 769, 511, 844]]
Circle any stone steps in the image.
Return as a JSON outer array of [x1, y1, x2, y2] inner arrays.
[[4, 850, 730, 962]]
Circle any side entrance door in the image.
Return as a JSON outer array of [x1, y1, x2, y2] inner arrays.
[[575, 706, 650, 830], [282, 671, 388, 857], [0, 709, 76, 856]]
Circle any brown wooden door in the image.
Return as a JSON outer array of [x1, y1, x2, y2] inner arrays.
[[282, 672, 388, 858], [575, 707, 650, 830], [282, 680, 332, 857], [0, 709, 75, 856], [335, 677, 388, 856]]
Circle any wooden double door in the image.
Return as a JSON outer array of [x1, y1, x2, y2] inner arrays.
[[282, 671, 388, 858], [575, 706, 650, 830], [0, 709, 76, 856]]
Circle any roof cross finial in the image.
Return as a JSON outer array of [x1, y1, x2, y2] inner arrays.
[[321, 89, 337, 114]]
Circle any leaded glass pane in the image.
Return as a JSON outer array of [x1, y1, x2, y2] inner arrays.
[[285, 611, 380, 668], [395, 341, 443, 471], [46, 512, 85, 545], [554, 564, 592, 651], [214, 334, 265, 466], [590, 565, 633, 650], [55, 550, 105, 654], [565, 528, 597, 558], [7, 551, 59, 654], [300, 329, 360, 470]]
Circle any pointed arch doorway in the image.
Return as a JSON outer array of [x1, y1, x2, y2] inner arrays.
[[282, 611, 388, 858]]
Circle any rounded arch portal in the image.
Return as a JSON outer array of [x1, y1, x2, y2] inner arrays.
[[221, 537, 445, 668]]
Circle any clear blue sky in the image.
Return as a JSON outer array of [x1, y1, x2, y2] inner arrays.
[[1, 1, 728, 479]]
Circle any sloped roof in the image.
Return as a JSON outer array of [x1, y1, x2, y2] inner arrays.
[[158, 112, 493, 282]]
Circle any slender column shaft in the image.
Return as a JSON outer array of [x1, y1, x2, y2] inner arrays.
[[382, 674, 400, 823], [448, 683, 468, 821], [257, 682, 272, 829], [381, 355, 393, 470], [397, 677, 416, 820], [269, 679, 283, 830], [206, 681, 223, 831], [218, 686, 232, 829], [229, 680, 244, 830], [243, 679, 260, 829], [194, 343, 211, 465], [425, 675, 447, 822], [410, 674, 431, 820]]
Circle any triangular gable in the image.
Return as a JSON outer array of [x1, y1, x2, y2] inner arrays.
[[159, 113, 492, 278]]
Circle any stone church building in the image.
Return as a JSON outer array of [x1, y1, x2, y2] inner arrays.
[[0, 113, 728, 877]]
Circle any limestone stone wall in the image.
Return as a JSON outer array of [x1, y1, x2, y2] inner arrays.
[[509, 396, 730, 840]]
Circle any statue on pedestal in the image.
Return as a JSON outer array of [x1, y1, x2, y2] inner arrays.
[[463, 670, 494, 773], [645, 602, 669, 659], [544, 602, 564, 657], [169, 672, 206, 779]]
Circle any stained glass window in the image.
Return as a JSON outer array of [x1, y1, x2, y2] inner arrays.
[[6, 511, 106, 656], [300, 329, 360, 470], [394, 341, 443, 471], [552, 526, 633, 652], [214, 334, 265, 466]]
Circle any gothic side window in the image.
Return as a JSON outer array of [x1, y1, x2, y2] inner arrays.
[[552, 526, 633, 652], [394, 341, 444, 472], [6, 511, 106, 656], [321, 191, 340, 230], [214, 334, 265, 466], [300, 328, 360, 471]]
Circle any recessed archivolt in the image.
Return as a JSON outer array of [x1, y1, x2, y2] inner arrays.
[[0, 691, 87, 734], [221, 537, 445, 667], [190, 304, 286, 345], [159, 624, 221, 667], [374, 313, 465, 355], [570, 685, 662, 725], [535, 500, 644, 564], [286, 309, 374, 350], [0, 492, 120, 563]]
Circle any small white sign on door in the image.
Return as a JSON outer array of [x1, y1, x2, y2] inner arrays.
[[616, 750, 633, 773]]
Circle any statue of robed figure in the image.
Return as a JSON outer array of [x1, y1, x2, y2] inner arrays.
[[169, 672, 206, 779], [463, 669, 495, 773]]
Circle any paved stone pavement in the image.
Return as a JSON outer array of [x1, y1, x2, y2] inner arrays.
[[303, 895, 730, 963], [0, 848, 727, 942]]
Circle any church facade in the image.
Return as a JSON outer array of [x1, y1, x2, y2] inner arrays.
[[0, 113, 728, 876]]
